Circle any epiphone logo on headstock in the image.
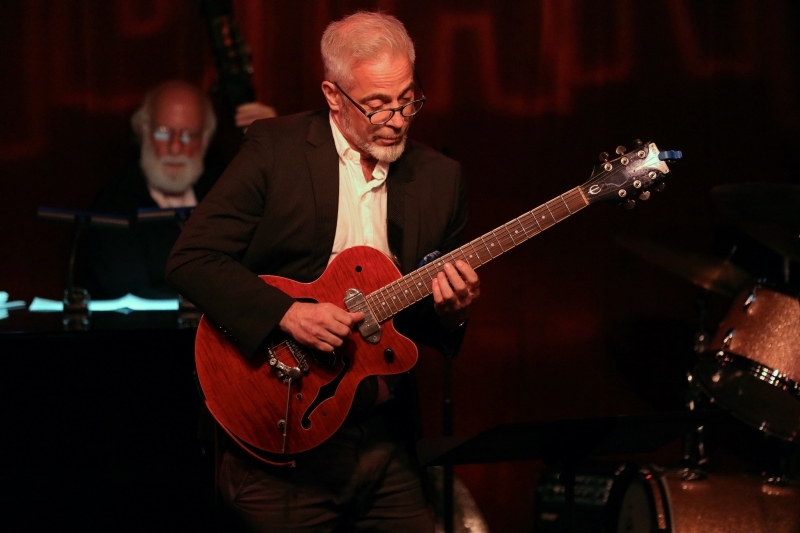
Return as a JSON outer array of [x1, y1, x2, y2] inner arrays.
[[588, 184, 601, 195]]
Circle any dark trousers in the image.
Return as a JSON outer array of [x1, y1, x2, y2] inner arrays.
[[218, 410, 435, 532]]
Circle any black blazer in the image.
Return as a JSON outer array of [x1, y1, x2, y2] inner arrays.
[[166, 109, 468, 359]]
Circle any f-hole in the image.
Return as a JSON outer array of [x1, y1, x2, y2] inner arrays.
[[300, 355, 350, 430]]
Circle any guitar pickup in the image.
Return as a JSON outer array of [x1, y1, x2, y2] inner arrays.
[[344, 288, 381, 344]]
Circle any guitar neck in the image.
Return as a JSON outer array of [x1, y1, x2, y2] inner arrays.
[[367, 186, 589, 322]]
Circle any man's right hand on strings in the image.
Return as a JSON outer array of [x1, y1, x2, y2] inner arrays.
[[278, 302, 364, 352]]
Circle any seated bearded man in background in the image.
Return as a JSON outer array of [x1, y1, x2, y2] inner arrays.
[[81, 80, 275, 299]]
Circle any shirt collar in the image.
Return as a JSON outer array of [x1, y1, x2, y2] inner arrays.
[[329, 112, 389, 182]]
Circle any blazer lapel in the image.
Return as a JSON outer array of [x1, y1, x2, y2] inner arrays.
[[387, 154, 419, 275], [305, 113, 339, 276]]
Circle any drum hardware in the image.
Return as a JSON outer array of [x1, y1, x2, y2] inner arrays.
[[535, 463, 635, 533], [612, 234, 754, 298], [711, 183, 800, 263], [617, 466, 800, 533], [679, 374, 709, 481], [694, 282, 800, 441]]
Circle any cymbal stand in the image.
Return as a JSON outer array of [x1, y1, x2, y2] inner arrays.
[[681, 291, 711, 479], [680, 373, 708, 480]]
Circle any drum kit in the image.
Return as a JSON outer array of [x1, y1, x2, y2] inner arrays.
[[612, 183, 800, 533]]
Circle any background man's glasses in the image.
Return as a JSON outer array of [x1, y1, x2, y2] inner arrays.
[[151, 125, 202, 145], [334, 79, 426, 126]]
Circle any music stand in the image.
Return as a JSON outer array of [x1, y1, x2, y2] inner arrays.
[[136, 206, 195, 224], [418, 410, 731, 532], [37, 207, 129, 321]]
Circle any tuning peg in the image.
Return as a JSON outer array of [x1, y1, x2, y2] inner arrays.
[[633, 139, 643, 147], [616, 145, 627, 155], [623, 198, 636, 209], [599, 152, 609, 162], [639, 191, 651, 201], [654, 182, 666, 192], [658, 150, 683, 162]]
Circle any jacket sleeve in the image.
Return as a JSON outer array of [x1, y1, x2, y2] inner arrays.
[[165, 120, 296, 360]]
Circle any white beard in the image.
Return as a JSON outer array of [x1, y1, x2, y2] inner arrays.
[[340, 106, 408, 163], [139, 135, 204, 195]]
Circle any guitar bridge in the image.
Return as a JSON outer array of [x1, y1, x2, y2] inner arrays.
[[344, 288, 381, 343], [267, 339, 310, 384]]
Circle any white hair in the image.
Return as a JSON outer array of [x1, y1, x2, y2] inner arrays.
[[130, 81, 217, 147], [321, 11, 416, 90]]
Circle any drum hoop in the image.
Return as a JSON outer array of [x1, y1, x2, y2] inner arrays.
[[714, 350, 800, 398]]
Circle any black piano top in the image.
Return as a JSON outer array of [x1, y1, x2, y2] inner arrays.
[[0, 308, 199, 336]]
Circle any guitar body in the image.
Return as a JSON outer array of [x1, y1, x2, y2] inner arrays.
[[195, 246, 418, 457], [193, 140, 681, 460]]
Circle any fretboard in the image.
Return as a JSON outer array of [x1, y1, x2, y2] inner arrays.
[[367, 187, 588, 322]]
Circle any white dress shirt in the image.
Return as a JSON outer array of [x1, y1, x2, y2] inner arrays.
[[328, 113, 392, 264]]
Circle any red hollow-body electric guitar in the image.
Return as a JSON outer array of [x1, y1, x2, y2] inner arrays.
[[195, 141, 682, 462]]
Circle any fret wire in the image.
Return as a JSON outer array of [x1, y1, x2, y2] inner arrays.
[[453, 247, 469, 265], [504, 223, 519, 247], [373, 289, 388, 319], [549, 199, 567, 220], [396, 278, 417, 307], [390, 281, 408, 310], [544, 202, 556, 222], [499, 226, 516, 248], [474, 236, 492, 258], [485, 232, 502, 255], [412, 270, 429, 297], [492, 226, 514, 253], [381, 286, 400, 314], [463, 241, 483, 267], [394, 279, 409, 306], [532, 207, 552, 228], [532, 210, 544, 232], [560, 196, 574, 215], [478, 236, 497, 260], [406, 271, 425, 300], [389, 284, 406, 311], [368, 294, 385, 322], [517, 213, 536, 240], [506, 219, 524, 242], [490, 229, 507, 253]]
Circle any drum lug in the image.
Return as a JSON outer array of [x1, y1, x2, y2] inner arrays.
[[722, 328, 735, 348], [743, 288, 758, 310]]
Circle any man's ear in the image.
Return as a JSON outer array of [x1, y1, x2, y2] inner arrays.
[[321, 81, 341, 111]]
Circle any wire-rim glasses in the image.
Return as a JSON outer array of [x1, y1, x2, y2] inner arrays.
[[334, 75, 426, 126]]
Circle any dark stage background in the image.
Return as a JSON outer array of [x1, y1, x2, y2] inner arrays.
[[1, 1, 799, 531]]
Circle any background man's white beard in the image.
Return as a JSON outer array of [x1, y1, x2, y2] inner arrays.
[[140, 138, 204, 195]]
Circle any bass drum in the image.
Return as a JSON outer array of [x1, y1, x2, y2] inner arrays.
[[693, 284, 800, 441], [617, 467, 800, 533]]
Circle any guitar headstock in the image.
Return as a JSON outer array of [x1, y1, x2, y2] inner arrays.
[[581, 140, 682, 208]]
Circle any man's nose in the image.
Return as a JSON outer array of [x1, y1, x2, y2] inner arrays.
[[385, 109, 405, 129], [168, 135, 184, 155]]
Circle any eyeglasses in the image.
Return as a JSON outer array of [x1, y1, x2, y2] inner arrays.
[[151, 125, 202, 145], [334, 74, 426, 125]]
